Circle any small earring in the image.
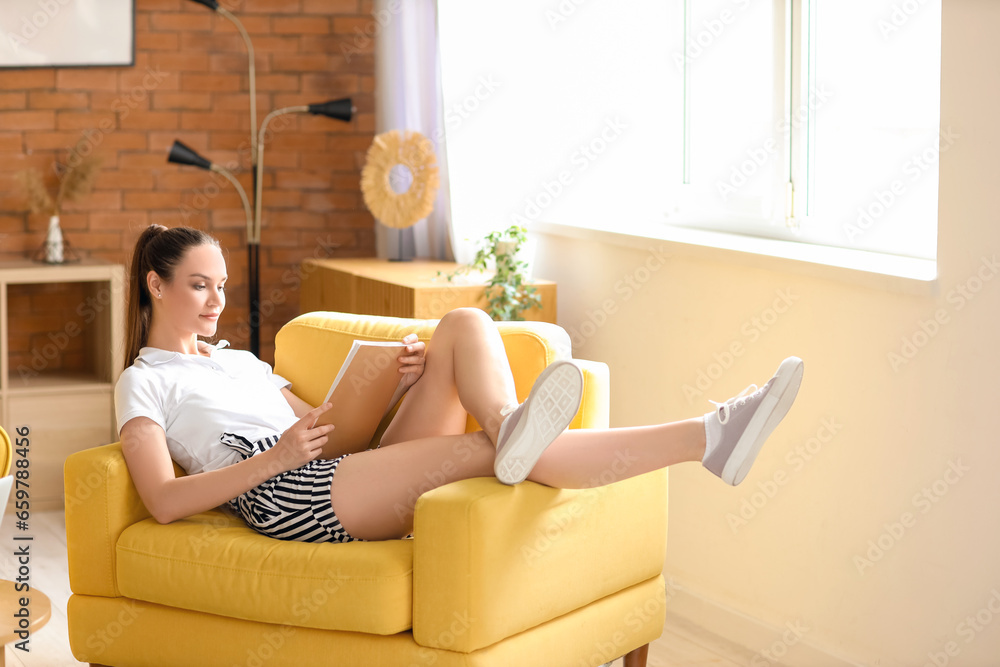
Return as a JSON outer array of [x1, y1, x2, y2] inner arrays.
[[156, 293, 162, 299]]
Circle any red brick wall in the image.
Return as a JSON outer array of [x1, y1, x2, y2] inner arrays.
[[0, 0, 377, 365]]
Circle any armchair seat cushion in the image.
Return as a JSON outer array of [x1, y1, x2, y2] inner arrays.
[[115, 510, 413, 635]]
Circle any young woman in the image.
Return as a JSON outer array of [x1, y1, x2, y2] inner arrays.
[[116, 225, 804, 543]]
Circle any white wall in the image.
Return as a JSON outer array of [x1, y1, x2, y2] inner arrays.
[[530, 2, 1000, 664]]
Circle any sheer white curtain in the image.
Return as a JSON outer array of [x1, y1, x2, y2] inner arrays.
[[372, 0, 455, 261]]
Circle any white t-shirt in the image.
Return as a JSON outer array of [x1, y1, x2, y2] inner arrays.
[[114, 340, 298, 475]]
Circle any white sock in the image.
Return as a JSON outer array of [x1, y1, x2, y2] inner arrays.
[[702, 412, 723, 464]]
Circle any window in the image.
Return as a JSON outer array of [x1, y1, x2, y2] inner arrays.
[[794, 0, 942, 262], [438, 1, 942, 266]]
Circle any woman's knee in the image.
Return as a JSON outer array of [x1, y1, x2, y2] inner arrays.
[[439, 307, 493, 333]]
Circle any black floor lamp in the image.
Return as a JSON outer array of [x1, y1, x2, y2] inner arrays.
[[165, 0, 354, 357]]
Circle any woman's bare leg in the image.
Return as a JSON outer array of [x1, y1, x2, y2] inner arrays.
[[380, 307, 518, 447], [527, 417, 706, 488], [331, 419, 706, 541], [332, 431, 496, 541], [334, 333, 799, 540]]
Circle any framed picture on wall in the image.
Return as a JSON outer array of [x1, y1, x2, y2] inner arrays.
[[0, 0, 135, 68]]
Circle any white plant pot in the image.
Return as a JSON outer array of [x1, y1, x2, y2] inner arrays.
[[494, 238, 537, 281], [45, 215, 64, 264]]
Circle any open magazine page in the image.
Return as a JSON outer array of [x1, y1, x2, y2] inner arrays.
[[315, 340, 407, 458]]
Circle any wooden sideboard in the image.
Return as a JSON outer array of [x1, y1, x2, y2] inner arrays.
[[300, 258, 557, 323]]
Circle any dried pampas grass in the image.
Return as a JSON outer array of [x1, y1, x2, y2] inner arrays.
[[15, 169, 53, 215], [16, 135, 103, 215], [360, 130, 440, 229]]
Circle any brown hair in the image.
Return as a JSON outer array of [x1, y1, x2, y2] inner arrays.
[[124, 225, 220, 369]]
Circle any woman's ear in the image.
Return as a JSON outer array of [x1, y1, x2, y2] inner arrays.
[[146, 270, 162, 300]]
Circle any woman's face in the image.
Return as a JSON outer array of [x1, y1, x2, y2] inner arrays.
[[150, 243, 227, 339]]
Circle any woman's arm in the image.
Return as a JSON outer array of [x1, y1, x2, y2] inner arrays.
[[281, 386, 315, 419], [121, 417, 281, 524], [121, 404, 334, 524]]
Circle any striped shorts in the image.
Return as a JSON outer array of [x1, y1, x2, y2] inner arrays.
[[220, 432, 360, 543]]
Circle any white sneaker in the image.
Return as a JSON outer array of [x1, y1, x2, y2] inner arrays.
[[703, 357, 804, 486], [494, 360, 584, 485]]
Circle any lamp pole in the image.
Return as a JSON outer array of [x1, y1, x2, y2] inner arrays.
[[174, 1, 355, 357], [254, 99, 356, 250]]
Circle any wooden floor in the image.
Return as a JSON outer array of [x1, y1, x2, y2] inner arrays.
[[0, 510, 750, 667]]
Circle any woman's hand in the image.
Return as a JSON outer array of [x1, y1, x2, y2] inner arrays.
[[267, 403, 335, 474], [397, 333, 426, 391]]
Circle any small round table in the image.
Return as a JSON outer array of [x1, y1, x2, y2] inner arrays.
[[0, 579, 51, 666]]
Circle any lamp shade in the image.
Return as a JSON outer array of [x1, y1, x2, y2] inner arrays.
[[168, 140, 213, 171], [186, 0, 220, 10], [307, 98, 354, 122]]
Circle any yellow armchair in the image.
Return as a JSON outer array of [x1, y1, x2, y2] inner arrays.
[[65, 311, 668, 667]]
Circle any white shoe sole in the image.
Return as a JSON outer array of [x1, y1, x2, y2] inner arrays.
[[721, 356, 804, 486], [494, 361, 584, 485]]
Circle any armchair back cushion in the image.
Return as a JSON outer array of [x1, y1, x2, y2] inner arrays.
[[273, 312, 606, 435]]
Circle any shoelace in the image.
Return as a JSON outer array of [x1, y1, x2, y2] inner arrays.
[[709, 384, 759, 425]]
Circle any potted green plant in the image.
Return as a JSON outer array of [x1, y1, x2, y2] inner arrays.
[[441, 224, 541, 321]]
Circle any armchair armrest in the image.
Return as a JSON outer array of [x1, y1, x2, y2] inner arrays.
[[572, 359, 610, 430], [412, 470, 668, 653], [64, 443, 179, 598]]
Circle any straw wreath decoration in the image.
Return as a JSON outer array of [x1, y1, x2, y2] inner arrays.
[[360, 130, 440, 229]]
